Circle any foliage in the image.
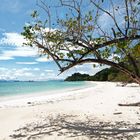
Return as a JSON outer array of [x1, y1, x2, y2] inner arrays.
[[65, 68, 130, 82], [22, 0, 140, 84], [65, 73, 90, 81], [91, 68, 119, 81]]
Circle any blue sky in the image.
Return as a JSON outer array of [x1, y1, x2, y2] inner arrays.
[[0, 0, 109, 81]]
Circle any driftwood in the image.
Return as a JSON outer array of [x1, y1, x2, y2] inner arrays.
[[113, 112, 122, 115], [118, 102, 140, 107]]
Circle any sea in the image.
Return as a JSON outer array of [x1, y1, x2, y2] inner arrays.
[[0, 80, 91, 98]]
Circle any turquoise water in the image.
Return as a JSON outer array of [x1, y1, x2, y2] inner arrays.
[[0, 80, 88, 97]]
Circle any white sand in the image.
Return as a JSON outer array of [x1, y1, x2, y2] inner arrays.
[[0, 82, 140, 140]]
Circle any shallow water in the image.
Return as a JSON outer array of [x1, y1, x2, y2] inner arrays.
[[0, 80, 89, 98]]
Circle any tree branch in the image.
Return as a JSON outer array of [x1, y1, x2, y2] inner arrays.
[[34, 41, 62, 69], [59, 57, 140, 83], [125, 0, 130, 36], [92, 35, 140, 50], [90, 0, 125, 36], [66, 35, 140, 51]]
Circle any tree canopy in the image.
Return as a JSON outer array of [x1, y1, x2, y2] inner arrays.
[[22, 0, 140, 84]]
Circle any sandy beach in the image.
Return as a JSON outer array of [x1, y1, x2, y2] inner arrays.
[[0, 82, 140, 140]]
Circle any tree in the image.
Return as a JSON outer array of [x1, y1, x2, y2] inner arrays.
[[22, 0, 140, 84]]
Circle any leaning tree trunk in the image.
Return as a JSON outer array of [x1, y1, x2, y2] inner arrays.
[[78, 59, 140, 85], [129, 74, 140, 85], [96, 59, 140, 85], [112, 63, 140, 85], [100, 59, 140, 85]]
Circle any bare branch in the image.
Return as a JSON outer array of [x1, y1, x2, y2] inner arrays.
[[90, 0, 125, 36], [36, 0, 51, 29], [124, 0, 130, 35], [34, 41, 62, 69]]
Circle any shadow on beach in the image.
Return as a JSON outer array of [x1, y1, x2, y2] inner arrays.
[[10, 114, 140, 140]]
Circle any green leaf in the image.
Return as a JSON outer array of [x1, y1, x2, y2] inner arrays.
[[31, 10, 38, 18]]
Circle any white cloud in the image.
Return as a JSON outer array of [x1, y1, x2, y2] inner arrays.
[[108, 54, 120, 62], [0, 47, 38, 61], [23, 72, 34, 77], [0, 63, 109, 81], [77, 71, 87, 74], [33, 68, 40, 71], [0, 32, 25, 47], [16, 62, 38, 65], [0, 67, 36, 80], [75, 65, 84, 68], [0, 67, 56, 81], [21, 68, 31, 71], [47, 73, 55, 77], [7, 47, 37, 57], [0, 32, 38, 60], [40, 73, 45, 77], [45, 69, 54, 73], [36, 57, 53, 62], [0, 67, 7, 71], [0, 56, 14, 60]]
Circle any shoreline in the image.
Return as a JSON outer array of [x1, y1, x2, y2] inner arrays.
[[0, 81, 95, 108], [0, 81, 140, 140]]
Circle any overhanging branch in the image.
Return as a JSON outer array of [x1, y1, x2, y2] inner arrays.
[[59, 58, 136, 78], [65, 35, 140, 51]]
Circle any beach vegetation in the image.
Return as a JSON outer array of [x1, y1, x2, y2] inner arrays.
[[65, 67, 132, 82]]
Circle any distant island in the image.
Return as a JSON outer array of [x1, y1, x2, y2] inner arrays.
[[65, 67, 132, 82], [0, 80, 35, 82]]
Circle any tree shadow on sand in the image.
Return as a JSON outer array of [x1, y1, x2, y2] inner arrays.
[[10, 114, 140, 140]]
